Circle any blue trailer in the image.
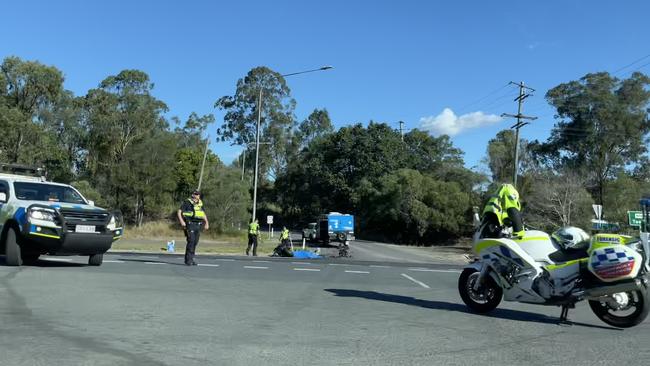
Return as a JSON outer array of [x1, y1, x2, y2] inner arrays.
[[317, 212, 355, 243]]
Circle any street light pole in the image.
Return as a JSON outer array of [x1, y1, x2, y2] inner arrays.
[[250, 65, 333, 222], [252, 88, 263, 221], [197, 135, 210, 191]]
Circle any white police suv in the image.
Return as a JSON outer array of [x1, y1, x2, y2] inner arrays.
[[0, 164, 123, 266]]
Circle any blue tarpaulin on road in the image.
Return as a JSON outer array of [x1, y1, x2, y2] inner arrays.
[[292, 250, 321, 259]]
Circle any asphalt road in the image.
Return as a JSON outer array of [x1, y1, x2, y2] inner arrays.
[[1, 251, 649, 366]]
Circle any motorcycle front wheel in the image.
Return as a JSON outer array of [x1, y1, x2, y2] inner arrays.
[[589, 287, 650, 328], [458, 268, 503, 313]]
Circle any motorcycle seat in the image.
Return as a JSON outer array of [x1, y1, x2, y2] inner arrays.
[[548, 247, 589, 263]]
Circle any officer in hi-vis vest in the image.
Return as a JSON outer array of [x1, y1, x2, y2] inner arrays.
[[479, 183, 523, 239], [246, 219, 260, 256], [177, 190, 209, 265]]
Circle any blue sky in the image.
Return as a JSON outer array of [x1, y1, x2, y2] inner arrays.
[[2, 0, 649, 171]]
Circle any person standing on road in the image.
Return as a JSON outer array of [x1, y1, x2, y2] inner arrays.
[[177, 190, 209, 266], [478, 183, 523, 239], [246, 218, 259, 256]]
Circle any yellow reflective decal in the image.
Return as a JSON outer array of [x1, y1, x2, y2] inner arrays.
[[546, 258, 588, 271], [513, 236, 548, 242], [29, 232, 60, 239], [474, 240, 503, 254]]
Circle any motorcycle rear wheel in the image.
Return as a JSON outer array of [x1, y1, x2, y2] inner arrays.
[[588, 287, 650, 328], [458, 268, 502, 313]]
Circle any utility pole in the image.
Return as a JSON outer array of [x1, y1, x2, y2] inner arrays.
[[501, 81, 537, 188], [399, 121, 405, 142]]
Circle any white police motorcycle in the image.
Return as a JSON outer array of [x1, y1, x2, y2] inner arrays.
[[458, 226, 650, 328]]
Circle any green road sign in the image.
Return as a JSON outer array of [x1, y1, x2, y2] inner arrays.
[[628, 211, 644, 227]]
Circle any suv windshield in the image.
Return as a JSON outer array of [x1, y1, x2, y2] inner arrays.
[[13, 182, 86, 204]]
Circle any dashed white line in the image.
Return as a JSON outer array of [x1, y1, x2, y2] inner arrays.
[[244, 266, 268, 269], [328, 263, 350, 266], [292, 262, 313, 265], [144, 262, 167, 265], [408, 268, 462, 273], [401, 273, 431, 289], [370, 265, 391, 268], [215, 259, 236, 262], [136, 256, 157, 260], [293, 268, 321, 272], [252, 260, 270, 263], [345, 270, 369, 274], [197, 264, 220, 267], [104, 260, 125, 263]]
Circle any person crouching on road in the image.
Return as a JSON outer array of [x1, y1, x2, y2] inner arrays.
[[273, 226, 293, 257], [246, 219, 259, 256], [177, 190, 209, 266]]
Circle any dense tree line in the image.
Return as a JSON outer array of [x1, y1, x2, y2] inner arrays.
[[0, 56, 249, 232], [2, 56, 649, 242]]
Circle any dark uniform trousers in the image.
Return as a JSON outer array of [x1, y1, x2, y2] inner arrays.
[[185, 221, 203, 264], [247, 234, 258, 256]]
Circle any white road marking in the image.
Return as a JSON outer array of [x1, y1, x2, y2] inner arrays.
[[328, 263, 350, 266], [104, 260, 125, 263], [215, 258, 236, 262], [252, 260, 270, 263], [144, 262, 167, 265], [345, 270, 369, 274], [401, 273, 431, 289], [135, 256, 157, 260], [292, 262, 313, 265], [197, 264, 220, 267], [43, 258, 73, 262], [244, 266, 268, 269], [370, 265, 391, 268], [293, 268, 321, 272], [408, 268, 462, 273]]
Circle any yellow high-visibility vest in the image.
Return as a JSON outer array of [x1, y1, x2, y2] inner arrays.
[[249, 222, 259, 235], [182, 198, 206, 221]]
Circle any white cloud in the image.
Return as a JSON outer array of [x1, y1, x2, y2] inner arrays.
[[419, 108, 502, 136]]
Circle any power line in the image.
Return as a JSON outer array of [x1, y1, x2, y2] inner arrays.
[[475, 90, 521, 113], [619, 60, 650, 78], [613, 53, 650, 75], [455, 83, 511, 114]]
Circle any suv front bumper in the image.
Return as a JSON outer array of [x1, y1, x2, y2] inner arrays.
[[23, 224, 119, 255]]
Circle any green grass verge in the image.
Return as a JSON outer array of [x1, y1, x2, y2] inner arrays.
[[112, 221, 287, 256]]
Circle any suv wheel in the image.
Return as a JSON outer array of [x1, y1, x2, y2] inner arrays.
[[5, 226, 23, 266], [88, 253, 103, 266]]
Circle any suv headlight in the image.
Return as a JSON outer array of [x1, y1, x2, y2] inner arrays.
[[28, 207, 60, 228], [107, 211, 124, 233], [107, 216, 117, 231]]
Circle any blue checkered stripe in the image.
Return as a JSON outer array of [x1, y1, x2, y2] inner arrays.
[[482, 245, 525, 267], [591, 247, 635, 269]]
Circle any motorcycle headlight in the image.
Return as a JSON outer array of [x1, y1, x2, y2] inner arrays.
[[28, 207, 59, 228]]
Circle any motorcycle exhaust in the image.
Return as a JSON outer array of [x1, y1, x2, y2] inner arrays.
[[583, 278, 645, 299]]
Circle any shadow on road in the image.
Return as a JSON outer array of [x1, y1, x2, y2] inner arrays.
[[0, 256, 85, 268], [119, 258, 186, 266], [324, 289, 621, 331]]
